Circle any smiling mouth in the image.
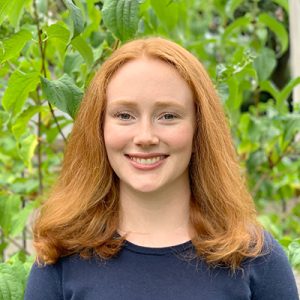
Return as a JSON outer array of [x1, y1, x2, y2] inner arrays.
[[125, 155, 168, 165]]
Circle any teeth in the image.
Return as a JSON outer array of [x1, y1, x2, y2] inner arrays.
[[130, 156, 163, 165]]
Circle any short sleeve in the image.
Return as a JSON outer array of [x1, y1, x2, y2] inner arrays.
[[250, 233, 299, 300], [24, 261, 63, 300]]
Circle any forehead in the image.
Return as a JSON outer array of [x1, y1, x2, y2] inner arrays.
[[106, 57, 194, 107]]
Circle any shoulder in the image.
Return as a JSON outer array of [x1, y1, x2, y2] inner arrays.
[[24, 260, 62, 300], [24, 255, 85, 300], [244, 232, 299, 300]]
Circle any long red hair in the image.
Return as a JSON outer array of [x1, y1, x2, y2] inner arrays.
[[33, 37, 264, 270]]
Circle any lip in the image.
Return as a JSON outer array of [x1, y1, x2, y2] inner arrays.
[[125, 153, 168, 158], [125, 153, 168, 170]]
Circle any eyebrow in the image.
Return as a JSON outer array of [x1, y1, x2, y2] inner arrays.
[[107, 99, 186, 110]]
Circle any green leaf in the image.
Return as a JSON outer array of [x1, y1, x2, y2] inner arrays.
[[260, 80, 279, 101], [226, 77, 240, 111], [288, 239, 300, 267], [150, 0, 179, 31], [36, 0, 48, 14], [0, 29, 32, 63], [12, 106, 48, 139], [281, 116, 300, 148], [63, 53, 84, 75], [71, 35, 94, 68], [0, 194, 20, 236], [225, 0, 244, 19], [272, 0, 289, 13], [40, 74, 83, 118], [2, 71, 40, 116], [260, 77, 300, 112], [0, 263, 24, 300], [46, 23, 70, 44], [258, 13, 288, 55], [17, 134, 38, 170], [11, 201, 38, 237], [0, 253, 30, 300], [63, 0, 85, 39], [0, 110, 9, 128], [278, 77, 300, 105], [0, 0, 30, 28], [7, 252, 34, 284], [223, 15, 252, 40], [0, 0, 12, 24], [102, 0, 140, 41], [258, 214, 282, 237], [254, 47, 277, 82]]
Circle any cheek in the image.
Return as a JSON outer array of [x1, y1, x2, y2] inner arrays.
[[104, 123, 131, 151], [165, 125, 194, 150]]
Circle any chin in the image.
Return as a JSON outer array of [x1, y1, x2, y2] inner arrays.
[[130, 183, 161, 193]]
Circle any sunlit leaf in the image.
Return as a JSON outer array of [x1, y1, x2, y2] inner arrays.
[[17, 134, 38, 170], [71, 35, 94, 68], [46, 23, 70, 44], [0, 110, 9, 128], [2, 71, 40, 116], [0, 195, 20, 236], [102, 0, 140, 41], [12, 106, 48, 140], [0, 0, 30, 28], [151, 0, 179, 31], [10, 201, 39, 237], [0, 30, 32, 63]]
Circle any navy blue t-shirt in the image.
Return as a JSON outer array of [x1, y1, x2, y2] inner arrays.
[[25, 234, 299, 300]]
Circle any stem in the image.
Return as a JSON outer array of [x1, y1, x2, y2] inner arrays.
[[33, 0, 67, 144], [21, 172, 28, 251], [0, 229, 4, 262], [33, 0, 46, 76], [281, 197, 287, 214], [251, 173, 269, 198], [112, 39, 121, 51], [267, 138, 294, 169], [6, 237, 30, 256], [48, 102, 67, 142], [37, 110, 44, 193], [22, 197, 27, 251]]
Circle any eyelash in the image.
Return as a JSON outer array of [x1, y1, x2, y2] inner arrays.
[[159, 113, 178, 120], [113, 112, 179, 121], [114, 112, 134, 120]]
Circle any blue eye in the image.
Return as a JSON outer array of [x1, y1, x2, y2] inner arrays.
[[115, 112, 134, 120], [160, 113, 178, 120]]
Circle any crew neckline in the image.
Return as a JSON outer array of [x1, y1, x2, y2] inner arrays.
[[123, 240, 194, 256]]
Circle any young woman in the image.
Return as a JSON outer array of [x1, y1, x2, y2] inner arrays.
[[25, 37, 299, 299]]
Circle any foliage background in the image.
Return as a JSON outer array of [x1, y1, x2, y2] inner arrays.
[[0, 0, 300, 298]]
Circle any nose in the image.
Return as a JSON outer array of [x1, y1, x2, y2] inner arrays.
[[133, 120, 159, 147]]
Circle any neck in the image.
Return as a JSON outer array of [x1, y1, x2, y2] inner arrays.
[[118, 176, 193, 247]]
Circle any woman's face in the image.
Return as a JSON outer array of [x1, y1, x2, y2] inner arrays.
[[104, 57, 196, 194]]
